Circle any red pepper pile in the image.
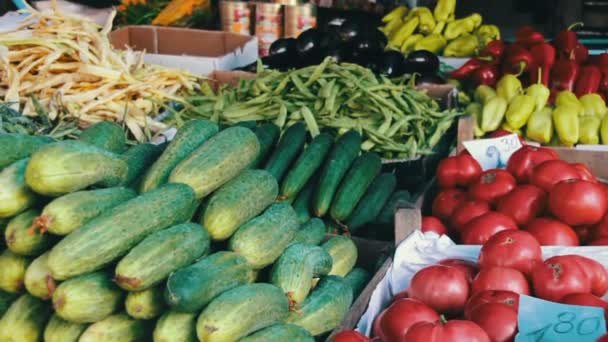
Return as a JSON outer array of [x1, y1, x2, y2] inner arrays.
[[451, 23, 608, 103]]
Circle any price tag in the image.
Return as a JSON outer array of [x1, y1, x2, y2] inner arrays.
[[515, 295, 606, 342], [462, 134, 522, 171]]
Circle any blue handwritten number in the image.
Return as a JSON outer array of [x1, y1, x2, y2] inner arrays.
[[554, 312, 576, 334], [577, 317, 601, 335], [500, 136, 518, 150], [527, 324, 551, 341]]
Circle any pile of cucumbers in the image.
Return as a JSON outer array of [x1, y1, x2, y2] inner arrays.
[[0, 119, 403, 342]]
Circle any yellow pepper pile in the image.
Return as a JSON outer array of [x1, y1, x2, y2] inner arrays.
[[380, 0, 500, 57]]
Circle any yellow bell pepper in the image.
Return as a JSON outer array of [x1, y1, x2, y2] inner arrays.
[[383, 17, 405, 36], [411, 7, 436, 34], [434, 0, 456, 22], [525, 84, 550, 112], [496, 74, 522, 103], [579, 93, 607, 118], [601, 115, 608, 144], [481, 96, 508, 132], [433, 21, 447, 35], [501, 122, 523, 136], [474, 85, 497, 104], [552, 105, 580, 146], [443, 34, 479, 57], [526, 107, 553, 144], [382, 5, 408, 23], [414, 34, 447, 54], [555, 90, 584, 116], [444, 13, 482, 40], [466, 102, 485, 137], [579, 116, 601, 145], [389, 17, 420, 47], [505, 94, 536, 129], [400, 34, 424, 54]]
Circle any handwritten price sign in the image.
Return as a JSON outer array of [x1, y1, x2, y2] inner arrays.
[[462, 134, 523, 171], [515, 295, 606, 342]]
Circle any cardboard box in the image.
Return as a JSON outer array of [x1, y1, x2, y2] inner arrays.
[[109, 26, 258, 76]]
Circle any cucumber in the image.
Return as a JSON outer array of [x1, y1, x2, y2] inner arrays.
[[330, 152, 382, 222], [0, 133, 53, 170], [30, 187, 137, 236], [0, 294, 52, 342], [271, 243, 333, 307], [43, 314, 88, 342], [170, 126, 260, 199], [24, 252, 56, 300], [280, 133, 334, 200], [196, 283, 290, 342], [165, 251, 254, 312], [115, 223, 210, 291], [0, 290, 17, 317], [0, 159, 37, 218], [239, 323, 314, 342], [5, 209, 55, 256], [322, 236, 358, 277], [344, 267, 371, 300], [292, 178, 314, 224], [120, 143, 164, 188], [313, 130, 362, 217], [125, 285, 165, 320], [140, 119, 219, 193], [153, 311, 197, 342], [252, 123, 280, 167], [79, 122, 127, 154], [291, 218, 326, 246], [229, 203, 300, 269], [79, 313, 151, 342], [25, 141, 128, 196], [52, 271, 123, 323], [264, 122, 307, 183], [345, 173, 397, 232], [48, 183, 197, 280], [0, 249, 30, 293], [203, 169, 278, 241], [234, 121, 258, 131], [286, 276, 353, 336], [376, 190, 411, 225]]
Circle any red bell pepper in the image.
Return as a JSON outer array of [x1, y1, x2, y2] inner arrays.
[[573, 43, 589, 64], [554, 22, 583, 57], [478, 40, 506, 65], [549, 59, 580, 103], [502, 44, 534, 76], [515, 25, 545, 47], [600, 69, 608, 93], [471, 64, 500, 87], [529, 43, 556, 86], [574, 65, 601, 97], [595, 53, 608, 70], [450, 58, 483, 79]]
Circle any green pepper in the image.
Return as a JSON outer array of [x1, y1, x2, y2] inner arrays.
[[579, 93, 606, 118], [466, 102, 484, 137], [411, 7, 436, 34], [474, 85, 496, 104], [443, 34, 479, 57], [552, 105, 580, 146], [496, 74, 522, 103], [505, 94, 536, 129], [481, 95, 508, 132], [433, 21, 447, 35], [579, 116, 601, 144], [458, 91, 471, 106], [526, 107, 553, 144], [434, 0, 456, 21], [400, 34, 424, 54], [477, 24, 500, 40], [444, 13, 482, 40], [389, 17, 420, 47], [601, 114, 608, 144], [501, 122, 523, 136], [525, 83, 550, 112], [556, 90, 584, 116], [414, 34, 447, 54]]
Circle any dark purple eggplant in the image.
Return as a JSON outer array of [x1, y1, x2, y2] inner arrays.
[[369, 28, 388, 50], [297, 28, 323, 55], [338, 19, 362, 43], [352, 34, 383, 55], [235, 54, 286, 72], [404, 50, 440, 74], [378, 50, 405, 77], [269, 38, 297, 57], [325, 45, 345, 63], [413, 73, 446, 85]]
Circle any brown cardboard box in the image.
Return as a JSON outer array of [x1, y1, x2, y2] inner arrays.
[[109, 26, 258, 76]]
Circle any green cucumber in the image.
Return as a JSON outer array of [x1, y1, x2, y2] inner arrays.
[[165, 251, 254, 312], [252, 123, 280, 167], [48, 183, 197, 280], [43, 314, 88, 342], [0, 294, 52, 342], [115, 223, 210, 291], [322, 236, 358, 277], [239, 323, 314, 342], [0, 250, 30, 293], [280, 133, 334, 200], [376, 190, 412, 225], [234, 121, 258, 131], [345, 173, 397, 232], [292, 178, 314, 224], [169, 126, 260, 199], [153, 311, 197, 342], [25, 141, 128, 196], [79, 122, 127, 154], [344, 267, 371, 300], [52, 271, 124, 323], [140, 119, 219, 193], [229, 203, 300, 269], [196, 283, 290, 342], [24, 252, 55, 300], [120, 143, 164, 188], [264, 122, 307, 182], [31, 187, 137, 236], [0, 159, 37, 218], [0, 133, 53, 170], [330, 152, 382, 222], [0, 290, 17, 317], [203, 169, 278, 241], [313, 130, 361, 217], [5, 209, 55, 256], [79, 313, 151, 342], [125, 285, 166, 320], [292, 218, 326, 246], [286, 276, 353, 336]]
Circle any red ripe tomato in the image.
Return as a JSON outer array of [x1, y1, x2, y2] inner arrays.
[[531, 255, 592, 302], [560, 293, 608, 320], [408, 265, 470, 316], [469, 303, 518, 342], [450, 200, 491, 233], [590, 238, 608, 246], [436, 154, 483, 189], [496, 184, 546, 226], [461, 212, 518, 245], [392, 290, 408, 302], [571, 255, 608, 297], [432, 189, 468, 221], [438, 259, 479, 283], [332, 330, 370, 342], [471, 266, 530, 295], [599, 333, 608, 342], [403, 319, 490, 342], [464, 290, 520, 319], [593, 214, 608, 240], [549, 179, 608, 226], [572, 163, 598, 183], [468, 169, 516, 205], [372, 309, 385, 339], [478, 230, 542, 275], [529, 160, 581, 192], [574, 226, 592, 245], [506, 146, 559, 183], [525, 217, 579, 246], [421, 216, 448, 235], [376, 298, 440, 341]]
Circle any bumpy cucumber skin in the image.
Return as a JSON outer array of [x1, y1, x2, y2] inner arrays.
[[120, 143, 164, 188], [344, 267, 371, 300], [291, 218, 326, 246], [140, 119, 219, 193], [43, 314, 88, 342], [0, 294, 52, 342], [322, 236, 358, 277], [264, 122, 307, 183], [125, 285, 166, 320], [0, 159, 37, 219], [376, 190, 411, 225], [239, 323, 314, 342], [345, 173, 397, 232], [5, 209, 54, 256], [252, 123, 280, 168], [0, 249, 30, 294], [79, 313, 151, 342], [313, 130, 362, 217], [153, 310, 198, 342], [24, 252, 54, 300], [0, 133, 53, 170], [79, 121, 127, 154]]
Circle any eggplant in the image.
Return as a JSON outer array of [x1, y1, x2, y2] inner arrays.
[[404, 50, 440, 74], [414, 73, 446, 85], [235, 54, 286, 72], [369, 28, 388, 50], [269, 38, 297, 58], [352, 34, 383, 55], [319, 31, 341, 52], [338, 19, 362, 43], [326, 45, 346, 63], [378, 51, 406, 77], [296, 28, 324, 65]]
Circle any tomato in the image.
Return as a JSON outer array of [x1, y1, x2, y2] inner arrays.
[[468, 169, 516, 205], [572, 163, 598, 183], [571, 255, 608, 297], [531, 255, 592, 302], [408, 265, 470, 316], [392, 290, 408, 302], [548, 179, 608, 226], [376, 298, 440, 341], [478, 230, 542, 275], [598, 333, 608, 342], [421, 216, 448, 235], [432, 189, 468, 221], [471, 266, 530, 295], [438, 259, 479, 283], [593, 214, 608, 240], [560, 293, 608, 320], [404, 319, 490, 342], [372, 309, 385, 339], [469, 303, 518, 342], [450, 200, 491, 233], [331, 330, 370, 342], [529, 160, 581, 192], [506, 145, 559, 183], [464, 290, 520, 319], [574, 226, 592, 245], [461, 212, 518, 245], [524, 217, 579, 246], [436, 154, 483, 189], [496, 184, 546, 226]]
